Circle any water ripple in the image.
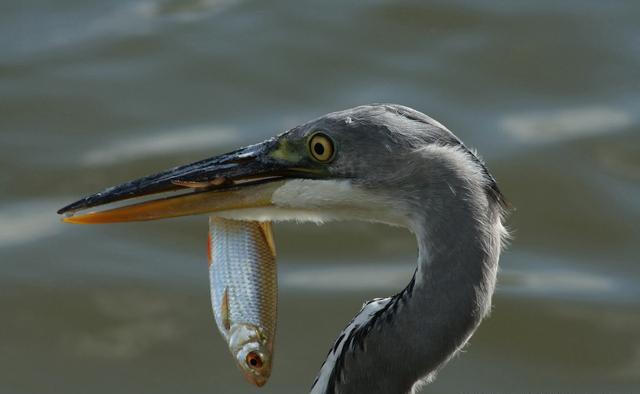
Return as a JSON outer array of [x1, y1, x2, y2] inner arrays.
[[279, 258, 639, 305], [501, 106, 633, 143], [81, 126, 239, 166], [0, 200, 63, 248]]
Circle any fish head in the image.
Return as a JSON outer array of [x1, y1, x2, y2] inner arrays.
[[228, 323, 272, 387]]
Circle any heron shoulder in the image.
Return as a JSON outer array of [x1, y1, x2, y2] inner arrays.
[[310, 297, 392, 394]]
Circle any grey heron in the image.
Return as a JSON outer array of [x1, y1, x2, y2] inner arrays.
[[58, 104, 509, 393]]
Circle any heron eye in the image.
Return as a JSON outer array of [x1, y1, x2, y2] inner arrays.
[[308, 133, 335, 162], [246, 351, 264, 369]]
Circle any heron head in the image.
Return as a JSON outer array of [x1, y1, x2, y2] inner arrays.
[[59, 104, 496, 226]]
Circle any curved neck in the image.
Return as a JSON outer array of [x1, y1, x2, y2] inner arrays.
[[311, 179, 504, 394]]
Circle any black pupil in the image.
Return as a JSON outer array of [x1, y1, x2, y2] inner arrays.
[[314, 142, 325, 156], [250, 358, 258, 366]]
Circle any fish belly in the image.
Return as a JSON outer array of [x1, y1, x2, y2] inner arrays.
[[208, 217, 277, 345]]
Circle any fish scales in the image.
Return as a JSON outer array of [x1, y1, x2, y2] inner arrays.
[[208, 217, 277, 387]]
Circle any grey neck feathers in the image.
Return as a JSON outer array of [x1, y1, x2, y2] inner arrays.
[[311, 147, 505, 394]]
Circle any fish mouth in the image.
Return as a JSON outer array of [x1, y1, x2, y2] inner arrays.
[[243, 368, 269, 388], [57, 138, 324, 224]]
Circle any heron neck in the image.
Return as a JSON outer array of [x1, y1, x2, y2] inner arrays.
[[315, 191, 503, 394], [392, 204, 501, 392]]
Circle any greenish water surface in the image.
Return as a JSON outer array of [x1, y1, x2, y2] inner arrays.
[[1, 1, 639, 393]]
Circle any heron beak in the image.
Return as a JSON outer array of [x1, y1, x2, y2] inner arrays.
[[57, 138, 320, 224]]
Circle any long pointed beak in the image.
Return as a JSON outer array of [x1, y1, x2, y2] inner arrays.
[[58, 138, 315, 224]]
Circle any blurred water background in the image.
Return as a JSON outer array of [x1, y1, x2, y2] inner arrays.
[[1, 1, 640, 393]]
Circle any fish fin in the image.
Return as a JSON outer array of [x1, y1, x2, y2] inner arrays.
[[221, 287, 231, 331], [207, 231, 213, 267], [258, 221, 276, 257]]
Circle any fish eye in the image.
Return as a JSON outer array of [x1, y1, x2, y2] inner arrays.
[[308, 132, 335, 163], [246, 351, 264, 369]]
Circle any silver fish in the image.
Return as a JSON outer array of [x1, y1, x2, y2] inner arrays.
[[208, 217, 277, 387]]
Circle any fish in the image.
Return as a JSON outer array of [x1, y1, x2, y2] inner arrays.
[[208, 217, 278, 387]]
